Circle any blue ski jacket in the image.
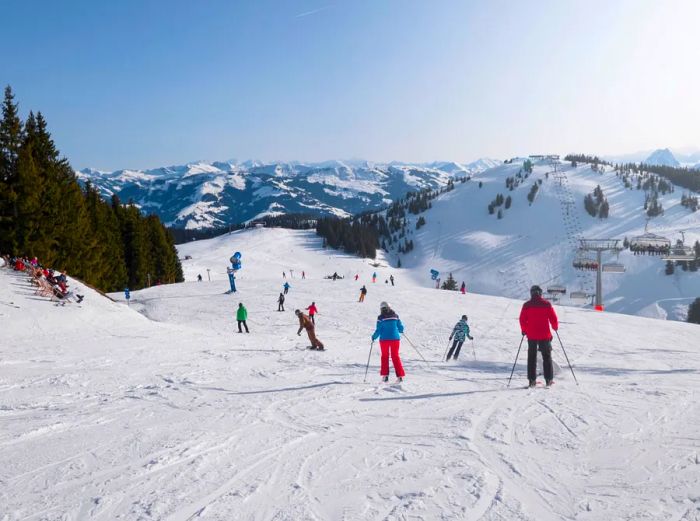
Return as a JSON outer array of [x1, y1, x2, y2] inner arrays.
[[450, 319, 471, 342], [372, 310, 404, 341]]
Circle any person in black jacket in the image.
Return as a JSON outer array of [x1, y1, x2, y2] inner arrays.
[[277, 292, 285, 312]]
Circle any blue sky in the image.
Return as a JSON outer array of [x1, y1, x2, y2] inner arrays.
[[2, 0, 699, 170]]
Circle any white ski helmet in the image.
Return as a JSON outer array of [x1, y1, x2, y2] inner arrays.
[[379, 301, 390, 311]]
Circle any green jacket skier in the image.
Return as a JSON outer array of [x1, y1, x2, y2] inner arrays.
[[236, 303, 249, 333]]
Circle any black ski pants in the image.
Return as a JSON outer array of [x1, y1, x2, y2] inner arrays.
[[278, 302, 284, 311], [527, 339, 553, 382], [238, 320, 249, 333], [446, 339, 464, 360]]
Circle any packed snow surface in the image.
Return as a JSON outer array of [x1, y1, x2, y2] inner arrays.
[[2, 228, 700, 520]]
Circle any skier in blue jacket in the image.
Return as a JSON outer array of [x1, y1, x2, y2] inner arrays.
[[371, 301, 406, 382], [446, 315, 473, 360]]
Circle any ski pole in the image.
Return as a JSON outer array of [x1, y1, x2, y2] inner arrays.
[[363, 341, 375, 382], [401, 333, 429, 363], [555, 331, 579, 386], [471, 338, 476, 361], [507, 335, 525, 387], [442, 339, 452, 362]]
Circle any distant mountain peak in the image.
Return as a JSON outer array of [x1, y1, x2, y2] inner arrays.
[[644, 148, 680, 167], [77, 158, 500, 229]]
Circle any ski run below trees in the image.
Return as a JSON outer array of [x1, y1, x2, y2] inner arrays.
[[2, 227, 700, 520]]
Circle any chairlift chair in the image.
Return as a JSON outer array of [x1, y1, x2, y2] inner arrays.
[[570, 291, 590, 304], [662, 243, 696, 262], [573, 250, 598, 271], [602, 262, 626, 273], [629, 219, 671, 255], [546, 285, 567, 294]]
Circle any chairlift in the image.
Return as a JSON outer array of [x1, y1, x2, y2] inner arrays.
[[629, 219, 671, 256], [602, 262, 626, 273], [546, 285, 567, 294], [573, 250, 598, 271], [570, 291, 590, 304], [660, 232, 697, 261], [662, 240, 696, 262]]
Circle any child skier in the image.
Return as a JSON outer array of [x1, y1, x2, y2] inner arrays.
[[371, 301, 405, 382], [359, 285, 367, 302], [446, 315, 473, 360], [295, 309, 324, 350], [236, 303, 249, 333], [306, 302, 318, 324]]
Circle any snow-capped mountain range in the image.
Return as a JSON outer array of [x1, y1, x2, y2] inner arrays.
[[77, 159, 501, 229], [606, 147, 700, 169]]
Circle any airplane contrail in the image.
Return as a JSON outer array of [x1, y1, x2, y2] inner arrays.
[[295, 5, 334, 18]]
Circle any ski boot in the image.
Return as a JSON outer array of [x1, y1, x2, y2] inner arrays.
[[396, 377, 403, 383], [381, 376, 389, 383], [528, 380, 537, 388]]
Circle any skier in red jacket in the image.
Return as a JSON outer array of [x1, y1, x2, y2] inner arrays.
[[519, 285, 558, 388], [305, 302, 318, 324]]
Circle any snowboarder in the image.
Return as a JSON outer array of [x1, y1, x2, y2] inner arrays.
[[306, 302, 318, 324], [372, 272, 377, 283], [446, 315, 473, 360], [236, 303, 249, 333], [296, 309, 324, 350], [197, 274, 202, 282], [371, 301, 405, 382], [519, 285, 559, 387], [390, 275, 394, 286], [283, 282, 290, 295], [359, 285, 367, 302], [277, 292, 285, 312], [460, 281, 466, 294]]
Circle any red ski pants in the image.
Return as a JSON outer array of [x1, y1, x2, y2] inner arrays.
[[379, 340, 405, 377]]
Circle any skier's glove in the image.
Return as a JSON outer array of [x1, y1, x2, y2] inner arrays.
[[521, 332, 526, 336], [297, 332, 301, 336], [468, 336, 474, 340]]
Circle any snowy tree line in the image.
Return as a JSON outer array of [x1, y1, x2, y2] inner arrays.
[[0, 86, 183, 291]]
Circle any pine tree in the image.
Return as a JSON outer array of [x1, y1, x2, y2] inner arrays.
[[14, 141, 42, 255], [0, 86, 25, 253], [441, 272, 458, 291], [688, 298, 700, 324]]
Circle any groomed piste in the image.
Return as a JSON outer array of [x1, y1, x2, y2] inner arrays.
[[2, 227, 699, 520]]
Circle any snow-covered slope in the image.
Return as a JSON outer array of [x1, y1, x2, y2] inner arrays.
[[77, 159, 500, 229], [3, 227, 700, 520], [391, 159, 700, 320]]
